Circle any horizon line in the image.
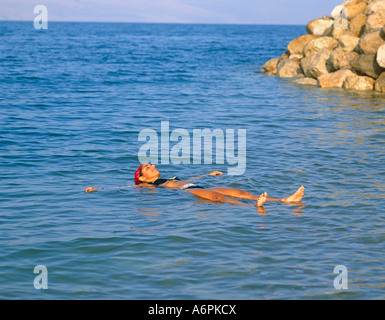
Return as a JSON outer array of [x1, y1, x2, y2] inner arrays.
[[0, 19, 308, 27]]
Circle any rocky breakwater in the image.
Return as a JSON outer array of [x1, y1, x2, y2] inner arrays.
[[263, 0, 385, 92]]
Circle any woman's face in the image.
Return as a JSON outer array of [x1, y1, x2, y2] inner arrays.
[[139, 163, 160, 183]]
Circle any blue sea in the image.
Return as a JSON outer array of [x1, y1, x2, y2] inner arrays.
[[1, 21, 385, 300]]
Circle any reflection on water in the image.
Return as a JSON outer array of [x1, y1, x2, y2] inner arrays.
[[136, 207, 161, 217], [257, 206, 267, 216], [285, 203, 306, 216]]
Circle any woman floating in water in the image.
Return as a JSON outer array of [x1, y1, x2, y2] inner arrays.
[[85, 163, 305, 207]]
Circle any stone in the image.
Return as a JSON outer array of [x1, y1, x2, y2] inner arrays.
[[334, 18, 350, 33], [374, 72, 385, 92], [294, 77, 319, 86], [263, 58, 279, 74], [278, 51, 289, 64], [327, 47, 359, 71], [332, 27, 348, 40], [345, 1, 367, 20], [343, 74, 375, 90], [364, 0, 385, 17], [333, 3, 349, 32], [348, 14, 367, 37], [377, 43, 385, 68], [306, 17, 334, 36], [300, 48, 331, 79], [358, 29, 385, 54], [276, 58, 303, 78], [322, 25, 334, 37], [331, 4, 348, 20], [365, 13, 385, 32], [318, 69, 356, 88], [300, 53, 315, 77], [287, 34, 320, 56], [351, 54, 384, 79], [303, 36, 338, 56], [338, 34, 360, 52], [289, 54, 304, 61]]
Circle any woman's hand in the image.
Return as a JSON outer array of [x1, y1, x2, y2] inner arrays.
[[207, 171, 223, 176], [85, 186, 99, 193]]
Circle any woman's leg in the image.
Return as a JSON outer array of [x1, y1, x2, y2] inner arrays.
[[186, 188, 268, 207], [209, 186, 305, 203]]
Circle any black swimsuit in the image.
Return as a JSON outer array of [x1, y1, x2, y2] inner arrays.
[[149, 177, 205, 190], [149, 178, 174, 186]]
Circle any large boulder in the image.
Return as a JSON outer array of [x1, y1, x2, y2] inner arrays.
[[337, 34, 360, 52], [263, 58, 279, 74], [358, 29, 385, 54], [318, 69, 356, 88], [345, 1, 367, 20], [303, 36, 338, 56], [306, 17, 334, 36], [301, 48, 331, 79], [278, 51, 289, 64], [276, 58, 303, 78], [327, 47, 360, 71], [364, 0, 385, 17], [365, 13, 385, 32], [351, 54, 384, 79], [322, 25, 334, 37], [294, 77, 319, 86], [332, 27, 349, 40], [343, 74, 375, 90], [348, 14, 367, 37], [377, 43, 385, 68], [331, 3, 349, 19], [332, 2, 349, 32], [287, 34, 320, 56], [374, 72, 385, 92]]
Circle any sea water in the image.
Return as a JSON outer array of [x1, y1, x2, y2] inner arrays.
[[1, 22, 385, 299]]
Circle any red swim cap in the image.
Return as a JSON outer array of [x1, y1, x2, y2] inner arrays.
[[134, 165, 143, 185]]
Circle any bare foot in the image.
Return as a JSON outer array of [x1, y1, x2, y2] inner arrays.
[[281, 186, 305, 203], [256, 192, 268, 207]]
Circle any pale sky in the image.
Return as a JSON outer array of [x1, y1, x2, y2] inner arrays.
[[0, 0, 341, 25]]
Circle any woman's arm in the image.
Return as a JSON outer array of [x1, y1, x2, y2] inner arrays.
[[186, 171, 223, 181], [85, 185, 135, 192]]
